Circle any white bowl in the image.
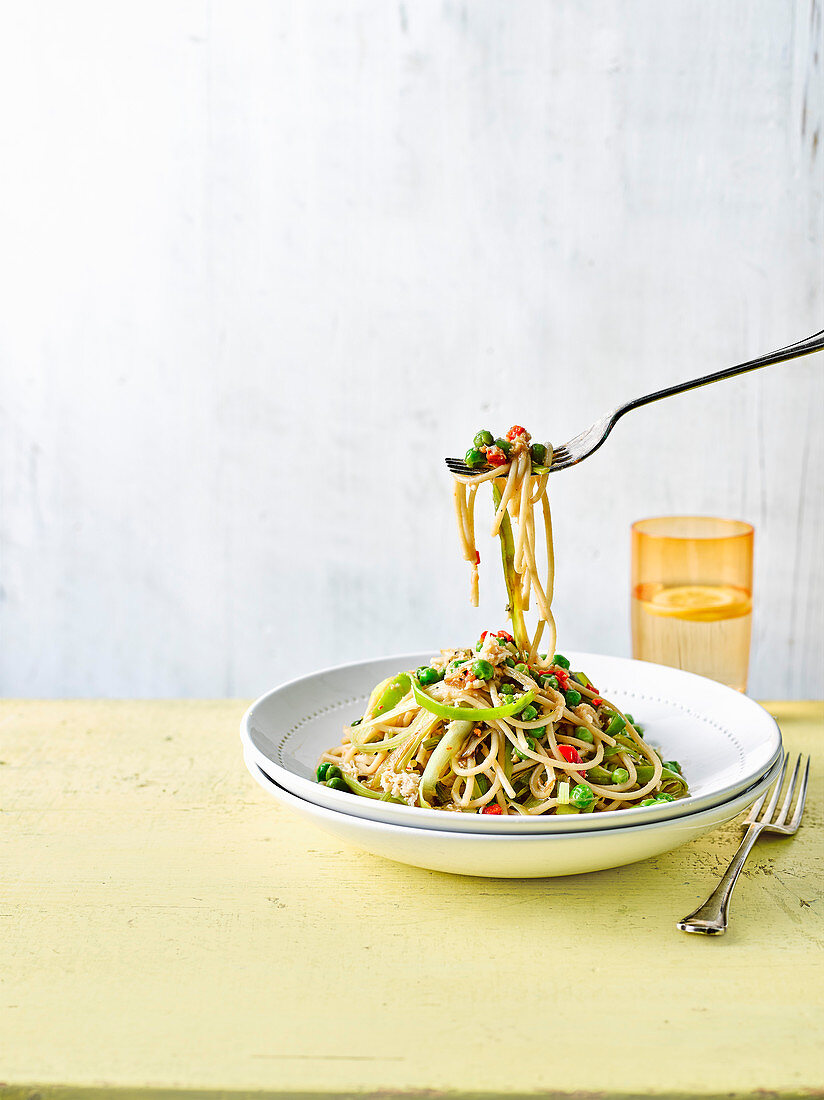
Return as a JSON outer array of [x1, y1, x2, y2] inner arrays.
[[244, 749, 782, 878], [241, 650, 782, 833]]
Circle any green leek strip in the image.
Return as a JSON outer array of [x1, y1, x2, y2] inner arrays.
[[555, 803, 580, 815], [586, 765, 612, 783], [389, 710, 442, 772], [411, 679, 535, 722], [492, 484, 529, 652], [418, 719, 475, 806], [350, 728, 414, 753], [472, 772, 490, 803], [603, 736, 645, 760], [634, 764, 687, 793], [340, 774, 386, 800], [369, 673, 412, 718], [363, 675, 394, 719]]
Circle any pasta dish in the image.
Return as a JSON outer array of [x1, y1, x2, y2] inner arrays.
[[316, 426, 687, 815]]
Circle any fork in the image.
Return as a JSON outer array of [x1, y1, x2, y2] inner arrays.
[[676, 752, 810, 936], [446, 328, 824, 476]]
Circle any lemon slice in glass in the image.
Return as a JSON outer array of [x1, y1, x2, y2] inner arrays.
[[643, 584, 752, 622]]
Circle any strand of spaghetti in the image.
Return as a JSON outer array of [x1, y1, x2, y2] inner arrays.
[[466, 484, 478, 546], [527, 618, 545, 664], [452, 464, 509, 487], [543, 612, 557, 666], [520, 522, 551, 622], [451, 735, 499, 777], [514, 453, 532, 571], [489, 741, 517, 799], [530, 471, 548, 505], [520, 565, 531, 610], [542, 491, 555, 604], [466, 485, 480, 606], [491, 459, 521, 535], [452, 481, 471, 558]]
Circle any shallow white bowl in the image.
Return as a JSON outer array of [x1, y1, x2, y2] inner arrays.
[[241, 650, 782, 833], [244, 749, 782, 878]]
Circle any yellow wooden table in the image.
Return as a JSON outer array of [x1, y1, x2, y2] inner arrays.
[[1, 700, 822, 1100]]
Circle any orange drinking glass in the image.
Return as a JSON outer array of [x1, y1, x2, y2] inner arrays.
[[631, 516, 754, 692]]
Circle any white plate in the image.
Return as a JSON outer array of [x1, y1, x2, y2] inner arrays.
[[241, 650, 782, 833], [244, 749, 783, 878]]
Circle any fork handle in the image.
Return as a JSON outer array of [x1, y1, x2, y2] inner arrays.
[[676, 823, 764, 935], [615, 328, 824, 424]]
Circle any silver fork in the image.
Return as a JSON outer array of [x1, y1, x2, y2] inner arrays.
[[446, 328, 824, 476], [677, 752, 810, 936]]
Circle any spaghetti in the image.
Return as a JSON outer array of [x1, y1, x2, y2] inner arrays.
[[316, 425, 687, 815]]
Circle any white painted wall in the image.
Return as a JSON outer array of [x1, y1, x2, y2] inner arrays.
[[1, 0, 822, 699]]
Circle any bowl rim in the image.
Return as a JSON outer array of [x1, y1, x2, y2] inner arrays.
[[241, 648, 782, 831], [244, 748, 783, 843]]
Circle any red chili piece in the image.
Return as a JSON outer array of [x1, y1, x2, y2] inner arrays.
[[557, 744, 584, 776], [506, 425, 527, 441], [555, 668, 571, 690], [486, 446, 508, 467], [474, 550, 480, 564], [591, 697, 603, 707], [496, 630, 514, 642], [481, 803, 503, 815]]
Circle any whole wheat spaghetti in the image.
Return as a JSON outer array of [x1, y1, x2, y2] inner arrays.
[[316, 426, 685, 815]]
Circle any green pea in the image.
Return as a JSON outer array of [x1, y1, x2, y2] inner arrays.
[[316, 763, 333, 782], [499, 683, 515, 695], [416, 665, 442, 686], [640, 794, 674, 806], [611, 767, 630, 784], [530, 442, 547, 465], [633, 724, 645, 737], [576, 729, 594, 744], [570, 783, 595, 809], [494, 437, 512, 455], [472, 659, 494, 681], [520, 704, 538, 721], [474, 429, 494, 448], [624, 713, 635, 724], [564, 689, 582, 708], [544, 674, 559, 691], [325, 765, 343, 781], [464, 448, 486, 469], [505, 657, 516, 668], [553, 654, 571, 669], [327, 777, 349, 792], [515, 662, 527, 673], [663, 760, 682, 774]]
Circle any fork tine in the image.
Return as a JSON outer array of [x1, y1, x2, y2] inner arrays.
[[787, 756, 810, 831], [743, 786, 771, 825], [774, 753, 802, 827], [759, 753, 789, 825]]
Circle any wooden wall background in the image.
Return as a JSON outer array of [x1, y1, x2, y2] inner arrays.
[[1, 0, 822, 699]]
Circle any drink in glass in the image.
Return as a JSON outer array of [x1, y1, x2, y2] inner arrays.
[[631, 516, 754, 692]]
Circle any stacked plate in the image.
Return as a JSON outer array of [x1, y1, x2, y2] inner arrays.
[[241, 651, 782, 878]]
